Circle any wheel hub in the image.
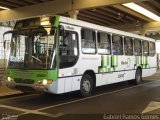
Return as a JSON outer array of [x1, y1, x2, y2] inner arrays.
[[82, 79, 91, 93]]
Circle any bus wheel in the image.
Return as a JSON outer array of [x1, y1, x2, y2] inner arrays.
[[80, 74, 94, 97], [135, 68, 142, 85]]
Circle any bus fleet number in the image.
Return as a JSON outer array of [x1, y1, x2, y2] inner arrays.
[[118, 74, 124, 78]]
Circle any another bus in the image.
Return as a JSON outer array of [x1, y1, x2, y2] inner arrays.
[[4, 16, 156, 97]]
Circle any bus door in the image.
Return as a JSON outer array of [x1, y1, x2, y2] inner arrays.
[[58, 26, 79, 93]]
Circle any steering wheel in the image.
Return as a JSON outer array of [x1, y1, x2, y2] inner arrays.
[[32, 56, 42, 63]]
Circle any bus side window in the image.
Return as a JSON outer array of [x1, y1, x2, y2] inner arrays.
[[142, 41, 149, 56], [81, 28, 96, 54], [124, 37, 133, 55], [112, 35, 123, 55], [59, 30, 78, 68], [149, 42, 156, 57], [134, 39, 142, 56], [97, 32, 111, 54]]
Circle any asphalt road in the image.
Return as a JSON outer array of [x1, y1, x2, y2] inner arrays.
[[0, 72, 160, 120]]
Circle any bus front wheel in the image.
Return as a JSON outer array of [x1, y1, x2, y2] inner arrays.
[[80, 74, 94, 97]]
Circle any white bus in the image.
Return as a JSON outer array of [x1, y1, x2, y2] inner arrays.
[[4, 16, 156, 97]]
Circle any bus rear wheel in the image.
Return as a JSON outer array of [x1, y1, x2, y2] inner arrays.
[[80, 74, 94, 97], [134, 68, 142, 85]]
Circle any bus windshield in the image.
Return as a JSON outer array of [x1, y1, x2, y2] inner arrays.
[[4, 27, 57, 70]]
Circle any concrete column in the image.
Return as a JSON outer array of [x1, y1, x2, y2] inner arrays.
[[68, 10, 79, 19]]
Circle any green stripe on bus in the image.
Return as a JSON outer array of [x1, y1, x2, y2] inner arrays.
[[142, 56, 146, 64], [106, 68, 111, 72], [6, 69, 58, 83], [112, 55, 118, 67], [136, 56, 149, 69], [101, 55, 111, 67], [102, 55, 105, 67], [99, 55, 113, 73], [107, 55, 110, 66], [98, 67, 112, 73], [53, 16, 60, 28], [98, 67, 106, 73]]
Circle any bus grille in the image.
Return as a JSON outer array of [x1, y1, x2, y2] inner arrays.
[[14, 78, 35, 84]]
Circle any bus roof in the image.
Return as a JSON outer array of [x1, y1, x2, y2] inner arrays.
[[59, 16, 155, 42]]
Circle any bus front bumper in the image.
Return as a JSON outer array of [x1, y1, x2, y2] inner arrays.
[[6, 81, 52, 93]]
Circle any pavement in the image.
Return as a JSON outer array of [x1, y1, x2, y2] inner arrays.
[[0, 86, 22, 97]]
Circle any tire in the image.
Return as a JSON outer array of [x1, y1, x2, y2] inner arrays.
[[134, 68, 142, 85], [80, 74, 94, 97]]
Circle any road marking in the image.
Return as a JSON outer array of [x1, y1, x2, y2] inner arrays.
[[0, 104, 32, 113], [0, 104, 64, 118], [0, 93, 38, 102], [142, 101, 160, 113], [37, 79, 160, 111], [19, 112, 64, 118]]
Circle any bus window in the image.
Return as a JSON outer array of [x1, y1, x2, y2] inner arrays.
[[134, 39, 142, 56], [59, 31, 78, 68], [124, 37, 133, 55], [112, 35, 123, 55], [81, 28, 96, 54], [149, 42, 156, 56], [97, 32, 111, 54], [142, 41, 149, 56]]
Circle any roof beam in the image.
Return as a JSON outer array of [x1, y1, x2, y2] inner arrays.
[[0, 0, 148, 21], [150, 0, 160, 11], [112, 5, 153, 22], [79, 13, 112, 25], [78, 16, 108, 26], [99, 7, 134, 23], [0, 1, 20, 8], [72, 0, 148, 10], [136, 2, 160, 16], [6, 0, 29, 6], [111, 21, 160, 32], [0, 0, 72, 22], [81, 10, 121, 24]]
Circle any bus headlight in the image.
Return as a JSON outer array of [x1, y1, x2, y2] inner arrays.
[[42, 79, 48, 85], [42, 79, 53, 85], [7, 77, 12, 82]]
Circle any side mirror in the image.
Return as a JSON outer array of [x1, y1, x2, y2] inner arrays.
[[59, 25, 66, 36], [3, 40, 6, 49]]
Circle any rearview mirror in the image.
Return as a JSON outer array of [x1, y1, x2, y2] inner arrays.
[[3, 40, 6, 49], [59, 25, 66, 36]]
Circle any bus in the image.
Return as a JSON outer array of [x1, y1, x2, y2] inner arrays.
[[4, 16, 156, 97]]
